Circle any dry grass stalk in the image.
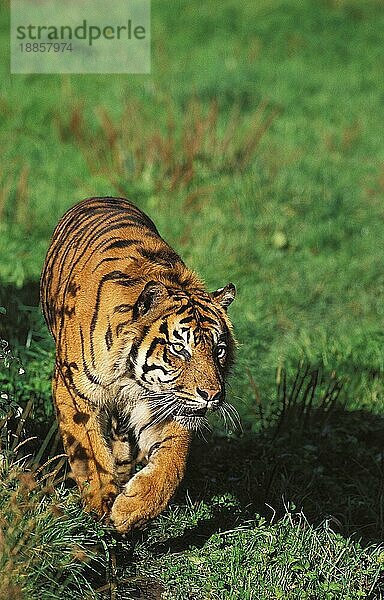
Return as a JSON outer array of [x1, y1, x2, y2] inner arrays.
[[15, 165, 30, 227], [0, 164, 31, 226], [56, 97, 279, 194], [0, 171, 13, 222]]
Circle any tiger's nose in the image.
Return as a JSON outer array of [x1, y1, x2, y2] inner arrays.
[[196, 387, 221, 402]]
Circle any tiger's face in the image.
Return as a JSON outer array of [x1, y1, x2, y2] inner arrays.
[[128, 281, 236, 429]]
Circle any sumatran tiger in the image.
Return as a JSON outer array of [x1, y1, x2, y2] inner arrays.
[[40, 196, 237, 532]]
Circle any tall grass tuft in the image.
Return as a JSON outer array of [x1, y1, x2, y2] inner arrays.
[[0, 338, 107, 599], [56, 97, 278, 194], [274, 363, 343, 436]]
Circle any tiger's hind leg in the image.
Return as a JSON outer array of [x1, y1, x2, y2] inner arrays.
[[101, 410, 138, 488], [53, 367, 118, 516]]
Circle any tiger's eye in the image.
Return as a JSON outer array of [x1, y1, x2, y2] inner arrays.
[[170, 342, 184, 354]]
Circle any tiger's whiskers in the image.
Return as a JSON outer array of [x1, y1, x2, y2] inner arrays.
[[218, 402, 242, 434]]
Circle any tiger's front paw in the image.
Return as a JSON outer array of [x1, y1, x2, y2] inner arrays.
[[110, 494, 148, 533], [110, 477, 168, 533], [110, 492, 150, 532]]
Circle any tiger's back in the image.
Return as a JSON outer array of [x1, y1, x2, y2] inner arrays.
[[40, 196, 236, 532], [41, 196, 199, 341]]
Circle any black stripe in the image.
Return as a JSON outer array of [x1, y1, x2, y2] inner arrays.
[[115, 458, 133, 466], [129, 341, 139, 364], [114, 304, 133, 313], [147, 441, 162, 460], [97, 216, 156, 236], [79, 327, 102, 386], [159, 321, 170, 340], [105, 322, 113, 350], [145, 337, 166, 363], [102, 239, 141, 252], [162, 372, 180, 383], [179, 315, 194, 324], [137, 419, 155, 440], [127, 426, 139, 452], [57, 360, 92, 403], [137, 247, 182, 266], [164, 272, 184, 286], [162, 345, 172, 364], [129, 324, 151, 365], [116, 278, 143, 288], [191, 299, 218, 315], [199, 315, 218, 326], [175, 303, 190, 315], [91, 256, 122, 272], [147, 435, 178, 460], [142, 363, 169, 375]]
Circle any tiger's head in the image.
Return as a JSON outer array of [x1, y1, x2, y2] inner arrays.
[[127, 280, 236, 430]]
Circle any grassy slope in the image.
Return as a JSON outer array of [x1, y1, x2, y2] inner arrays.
[[1, 0, 384, 597]]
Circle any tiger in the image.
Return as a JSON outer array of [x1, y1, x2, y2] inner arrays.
[[40, 196, 236, 532]]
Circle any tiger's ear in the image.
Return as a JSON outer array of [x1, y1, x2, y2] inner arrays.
[[211, 283, 236, 310], [133, 281, 168, 319]]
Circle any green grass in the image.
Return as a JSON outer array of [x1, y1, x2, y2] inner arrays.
[[142, 512, 382, 599], [1, 0, 384, 597]]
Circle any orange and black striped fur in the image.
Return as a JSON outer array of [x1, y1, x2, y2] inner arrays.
[[40, 197, 236, 532]]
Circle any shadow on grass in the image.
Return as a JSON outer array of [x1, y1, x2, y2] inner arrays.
[[0, 280, 41, 344], [151, 374, 384, 553]]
